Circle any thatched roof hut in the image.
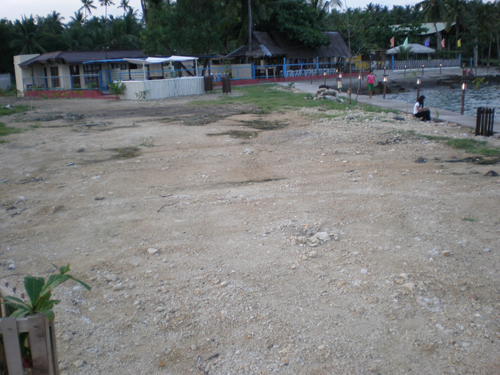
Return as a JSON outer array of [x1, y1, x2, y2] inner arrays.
[[225, 31, 350, 60]]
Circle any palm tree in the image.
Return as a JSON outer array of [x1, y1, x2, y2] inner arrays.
[[118, 0, 130, 15], [10, 16, 48, 54], [69, 10, 86, 27], [444, 0, 466, 48], [39, 11, 65, 35], [416, 0, 446, 50], [80, 0, 97, 18], [100, 0, 116, 20], [309, 0, 342, 25]]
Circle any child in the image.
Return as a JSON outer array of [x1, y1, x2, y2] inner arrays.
[[366, 70, 376, 98]]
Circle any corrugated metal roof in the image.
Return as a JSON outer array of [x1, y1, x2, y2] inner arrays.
[[19, 50, 147, 67]]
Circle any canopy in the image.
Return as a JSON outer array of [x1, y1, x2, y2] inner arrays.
[[386, 43, 435, 55], [124, 56, 199, 80]]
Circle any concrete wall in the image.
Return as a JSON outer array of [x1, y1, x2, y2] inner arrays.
[[210, 64, 252, 79], [121, 77, 204, 100], [0, 74, 11, 90], [14, 54, 40, 94]]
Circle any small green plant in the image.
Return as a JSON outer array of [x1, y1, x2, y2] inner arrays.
[[462, 217, 476, 222], [87, 82, 99, 90], [135, 89, 150, 100], [109, 81, 126, 96], [436, 109, 439, 121], [2, 264, 90, 369], [3, 263, 91, 322], [472, 77, 488, 90], [166, 64, 176, 78]]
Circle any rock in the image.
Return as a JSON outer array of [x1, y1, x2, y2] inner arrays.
[[113, 283, 124, 291], [393, 115, 405, 121], [74, 360, 84, 368], [415, 157, 427, 163], [148, 248, 159, 255], [312, 232, 331, 241], [368, 296, 379, 304], [442, 250, 451, 257], [361, 268, 368, 274], [156, 307, 165, 312], [417, 296, 443, 312], [105, 274, 118, 282], [7, 263, 16, 270], [484, 170, 498, 177], [324, 90, 337, 96], [403, 282, 416, 291], [316, 88, 327, 95], [220, 280, 229, 287], [308, 251, 318, 258], [324, 95, 337, 101], [191, 344, 197, 351]]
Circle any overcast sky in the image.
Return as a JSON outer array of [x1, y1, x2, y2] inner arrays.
[[3, 0, 421, 23]]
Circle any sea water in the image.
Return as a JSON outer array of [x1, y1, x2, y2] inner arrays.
[[386, 83, 500, 117]]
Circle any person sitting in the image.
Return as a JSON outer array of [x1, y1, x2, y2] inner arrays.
[[468, 68, 474, 76], [413, 95, 431, 122]]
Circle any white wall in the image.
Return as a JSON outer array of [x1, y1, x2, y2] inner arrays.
[[14, 54, 40, 94], [121, 77, 204, 100]]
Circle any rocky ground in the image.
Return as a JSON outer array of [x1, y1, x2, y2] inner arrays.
[[1, 89, 500, 375]]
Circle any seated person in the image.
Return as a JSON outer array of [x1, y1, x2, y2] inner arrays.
[[414, 95, 431, 122], [468, 68, 474, 76]]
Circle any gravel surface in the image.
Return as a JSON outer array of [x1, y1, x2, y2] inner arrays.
[[1, 93, 499, 374]]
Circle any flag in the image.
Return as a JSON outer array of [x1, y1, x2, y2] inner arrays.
[[424, 38, 430, 47], [441, 38, 445, 48], [457, 39, 461, 47], [403, 37, 408, 48], [390, 36, 395, 47]]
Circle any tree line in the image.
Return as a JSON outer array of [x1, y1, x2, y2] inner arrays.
[[1, 0, 499, 76]]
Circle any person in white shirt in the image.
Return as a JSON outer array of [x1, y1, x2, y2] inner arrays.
[[413, 95, 431, 121]]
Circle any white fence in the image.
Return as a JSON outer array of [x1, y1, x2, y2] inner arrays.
[[393, 59, 460, 70], [121, 77, 204, 100]]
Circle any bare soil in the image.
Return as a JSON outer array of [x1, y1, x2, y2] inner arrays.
[[1, 92, 500, 375]]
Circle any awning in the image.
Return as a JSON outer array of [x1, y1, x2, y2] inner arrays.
[[123, 57, 199, 80]]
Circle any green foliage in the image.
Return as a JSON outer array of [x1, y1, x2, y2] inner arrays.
[[444, 138, 500, 156], [2, 264, 91, 322], [0, 122, 23, 140], [462, 217, 476, 222], [109, 81, 126, 95], [135, 89, 150, 100], [263, 1, 330, 48], [472, 77, 487, 90], [0, 105, 29, 117], [193, 84, 355, 114]]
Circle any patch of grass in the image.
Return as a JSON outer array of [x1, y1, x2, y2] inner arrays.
[[462, 217, 476, 222], [113, 147, 140, 158], [360, 104, 400, 114], [193, 84, 354, 114], [0, 105, 29, 117], [0, 122, 23, 139], [444, 138, 500, 156], [207, 130, 258, 139], [419, 134, 450, 141]]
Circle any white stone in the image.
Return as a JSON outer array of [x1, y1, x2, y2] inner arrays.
[[148, 248, 159, 255]]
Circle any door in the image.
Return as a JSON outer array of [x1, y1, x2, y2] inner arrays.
[[50, 66, 60, 88], [70, 65, 81, 88]]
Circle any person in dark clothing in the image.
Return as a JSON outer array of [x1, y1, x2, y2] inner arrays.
[[413, 95, 431, 122]]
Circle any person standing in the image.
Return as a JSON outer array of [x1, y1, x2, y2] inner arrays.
[[413, 95, 431, 121], [366, 70, 376, 98]]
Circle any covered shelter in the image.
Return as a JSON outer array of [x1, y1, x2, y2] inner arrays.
[[386, 43, 435, 56]]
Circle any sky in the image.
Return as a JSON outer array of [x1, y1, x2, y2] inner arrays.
[[2, 0, 422, 23]]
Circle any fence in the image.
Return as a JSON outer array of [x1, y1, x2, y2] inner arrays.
[[1, 281, 60, 375], [475, 108, 495, 136], [392, 59, 460, 70]]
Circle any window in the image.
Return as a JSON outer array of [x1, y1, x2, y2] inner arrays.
[[120, 63, 127, 70], [83, 64, 101, 88], [129, 63, 138, 69], [50, 66, 60, 88]]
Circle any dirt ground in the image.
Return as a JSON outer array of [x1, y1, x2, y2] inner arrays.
[[1, 90, 500, 375]]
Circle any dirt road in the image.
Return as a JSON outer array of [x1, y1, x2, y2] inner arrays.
[[1, 91, 499, 374]]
